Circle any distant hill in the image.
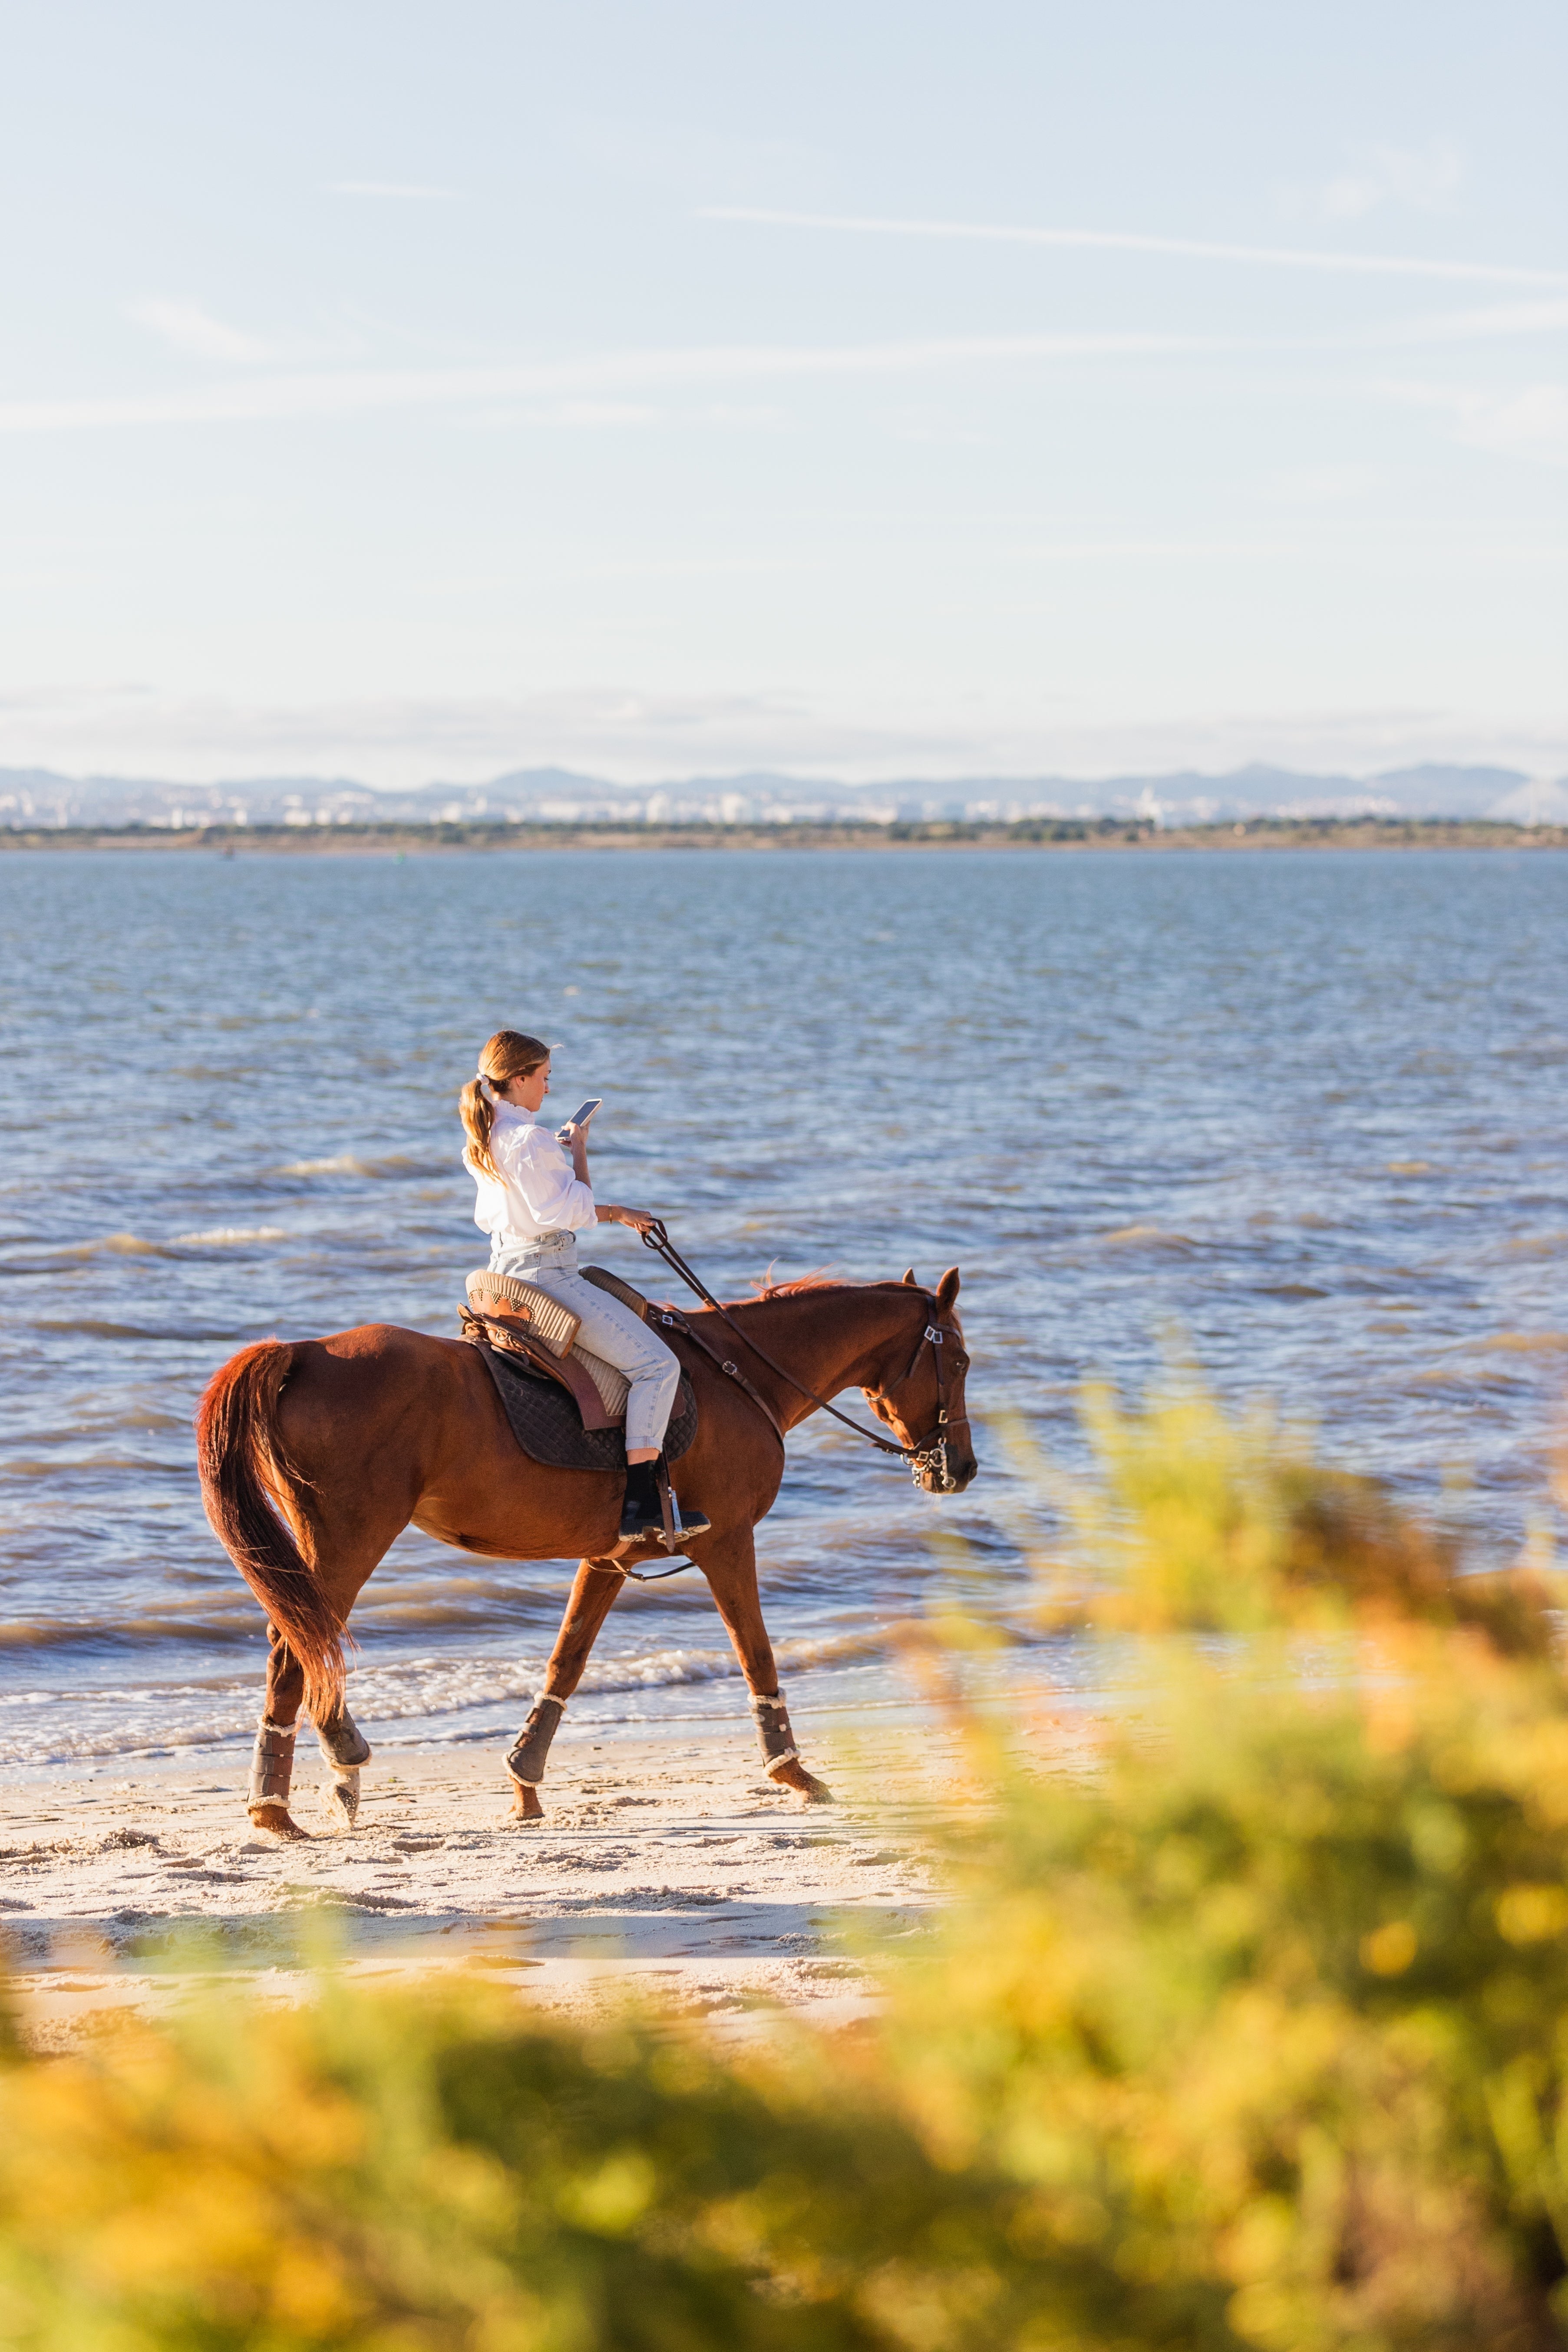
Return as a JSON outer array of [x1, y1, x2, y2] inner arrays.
[[2, 759, 1560, 831]]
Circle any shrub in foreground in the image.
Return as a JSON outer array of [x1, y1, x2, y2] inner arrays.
[[1, 1382, 1565, 2349], [889, 1633, 1568, 2348]]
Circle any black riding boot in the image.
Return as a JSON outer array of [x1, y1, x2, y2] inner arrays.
[[619, 1459, 661, 1541], [619, 1458, 712, 1544]]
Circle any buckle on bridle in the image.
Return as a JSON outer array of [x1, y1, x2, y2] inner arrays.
[[910, 1435, 955, 1493]]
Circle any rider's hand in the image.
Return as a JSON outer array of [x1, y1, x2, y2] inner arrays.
[[617, 1207, 658, 1234]]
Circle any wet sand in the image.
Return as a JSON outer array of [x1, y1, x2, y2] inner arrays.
[[0, 1722, 966, 2047]]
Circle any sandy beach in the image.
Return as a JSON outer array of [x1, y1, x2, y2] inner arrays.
[[0, 1714, 975, 2048]]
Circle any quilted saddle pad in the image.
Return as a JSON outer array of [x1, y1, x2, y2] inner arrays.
[[464, 1266, 696, 1472], [473, 1344, 698, 1473]]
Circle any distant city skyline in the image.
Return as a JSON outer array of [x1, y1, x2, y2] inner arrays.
[[2, 2, 1563, 785], [7, 754, 1564, 834]]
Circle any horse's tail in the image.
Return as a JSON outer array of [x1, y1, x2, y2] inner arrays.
[[195, 1340, 345, 1722]]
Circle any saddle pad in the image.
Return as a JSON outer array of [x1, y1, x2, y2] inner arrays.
[[465, 1269, 580, 1356], [473, 1342, 698, 1474], [466, 1267, 630, 1417]]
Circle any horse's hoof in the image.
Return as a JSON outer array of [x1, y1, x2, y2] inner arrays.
[[768, 1761, 833, 1803], [511, 1782, 545, 1823], [322, 1768, 360, 1829], [249, 1802, 310, 1840]]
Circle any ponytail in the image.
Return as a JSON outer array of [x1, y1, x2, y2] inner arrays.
[[460, 1077, 497, 1176], [462, 1028, 551, 1177]]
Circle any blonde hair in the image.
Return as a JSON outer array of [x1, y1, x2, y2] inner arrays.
[[460, 1029, 551, 1177]]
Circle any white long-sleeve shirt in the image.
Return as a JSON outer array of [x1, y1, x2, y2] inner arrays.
[[468, 1100, 599, 1243]]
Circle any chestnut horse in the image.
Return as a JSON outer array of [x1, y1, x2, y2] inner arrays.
[[195, 1267, 976, 1837]]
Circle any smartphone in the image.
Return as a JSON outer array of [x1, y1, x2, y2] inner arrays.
[[558, 1098, 601, 1135]]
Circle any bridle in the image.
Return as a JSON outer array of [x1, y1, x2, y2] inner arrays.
[[865, 1306, 970, 1494], [639, 1224, 965, 1493], [639, 1221, 967, 1494]]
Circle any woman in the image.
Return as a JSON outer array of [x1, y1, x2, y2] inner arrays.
[[460, 1028, 707, 1544]]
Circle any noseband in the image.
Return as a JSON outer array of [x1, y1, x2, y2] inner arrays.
[[639, 1222, 966, 1489], [867, 1316, 970, 1494]]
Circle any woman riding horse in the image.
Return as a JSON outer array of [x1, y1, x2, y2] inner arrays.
[[460, 1029, 709, 1544], [196, 1064, 977, 1834]]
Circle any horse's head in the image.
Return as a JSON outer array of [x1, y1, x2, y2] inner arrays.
[[863, 1266, 978, 1496]]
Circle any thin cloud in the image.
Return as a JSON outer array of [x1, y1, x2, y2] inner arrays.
[[10, 303, 1565, 439], [1370, 298, 1568, 344], [699, 207, 1568, 291], [326, 180, 462, 200], [1383, 379, 1568, 468], [1315, 142, 1464, 224], [125, 298, 275, 364], [0, 332, 1229, 435]]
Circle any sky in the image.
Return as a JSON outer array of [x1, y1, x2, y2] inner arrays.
[[1, 0, 1564, 787]]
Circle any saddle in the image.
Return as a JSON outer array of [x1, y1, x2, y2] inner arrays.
[[461, 1264, 697, 1474]]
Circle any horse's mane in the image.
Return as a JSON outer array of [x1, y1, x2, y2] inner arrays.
[[749, 1269, 846, 1300], [716, 1270, 920, 1306]]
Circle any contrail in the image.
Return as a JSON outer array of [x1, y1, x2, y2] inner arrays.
[[699, 207, 1568, 292]]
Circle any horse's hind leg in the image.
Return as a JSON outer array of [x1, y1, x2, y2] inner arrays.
[[243, 1468, 411, 1835], [506, 1559, 624, 1822], [314, 1704, 373, 1827], [700, 1527, 831, 1802], [248, 1628, 310, 1839], [248, 1630, 373, 1840]]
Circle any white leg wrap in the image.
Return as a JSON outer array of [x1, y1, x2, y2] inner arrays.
[[248, 1718, 297, 1808], [321, 1767, 360, 1828], [315, 1708, 372, 1770], [751, 1690, 801, 1775], [507, 1693, 566, 1787]]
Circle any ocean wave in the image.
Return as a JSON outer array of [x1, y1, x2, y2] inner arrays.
[[51, 1233, 161, 1259], [29, 1320, 246, 1343], [0, 1453, 197, 1482], [0, 1605, 257, 1655], [277, 1155, 380, 1177], [312, 1629, 891, 1726], [0, 1630, 896, 1765], [1096, 1224, 1199, 1253], [169, 1226, 291, 1247], [5, 1227, 290, 1265], [275, 1153, 446, 1180]]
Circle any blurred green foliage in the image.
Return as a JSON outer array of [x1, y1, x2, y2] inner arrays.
[[3, 1381, 1567, 2349]]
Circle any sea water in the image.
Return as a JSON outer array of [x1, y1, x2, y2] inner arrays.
[[1, 846, 1565, 1769]]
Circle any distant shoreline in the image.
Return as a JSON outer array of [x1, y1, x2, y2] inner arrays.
[[2, 817, 1565, 854]]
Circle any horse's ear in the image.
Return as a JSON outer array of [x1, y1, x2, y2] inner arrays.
[[902, 1267, 918, 1287], [935, 1266, 961, 1312]]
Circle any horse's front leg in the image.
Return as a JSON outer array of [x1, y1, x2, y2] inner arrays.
[[505, 1558, 624, 1822], [700, 1526, 831, 1802]]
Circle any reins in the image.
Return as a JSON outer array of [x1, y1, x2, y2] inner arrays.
[[638, 1220, 963, 1491]]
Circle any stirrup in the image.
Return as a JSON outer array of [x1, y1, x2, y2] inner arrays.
[[621, 1451, 710, 1547], [618, 1496, 712, 1544]]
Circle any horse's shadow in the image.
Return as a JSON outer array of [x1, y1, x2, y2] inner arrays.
[[4, 1893, 931, 1982]]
